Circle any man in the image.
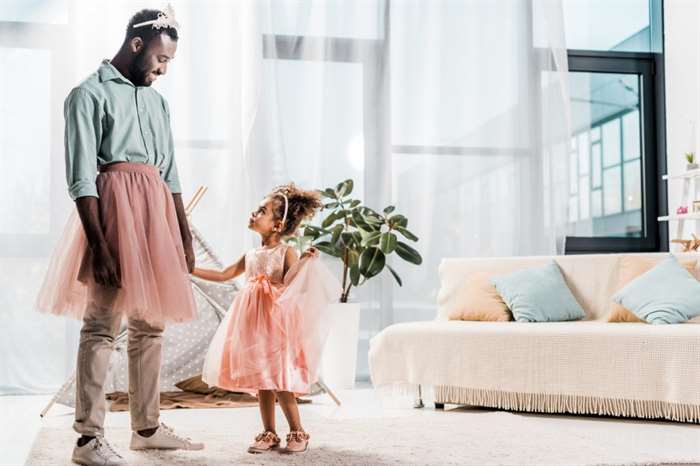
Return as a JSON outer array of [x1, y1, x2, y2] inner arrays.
[[36, 6, 203, 465]]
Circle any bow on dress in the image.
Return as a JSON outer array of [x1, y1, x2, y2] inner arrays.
[[251, 274, 274, 297]]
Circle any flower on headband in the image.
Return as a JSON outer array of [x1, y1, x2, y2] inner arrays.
[[133, 4, 179, 31]]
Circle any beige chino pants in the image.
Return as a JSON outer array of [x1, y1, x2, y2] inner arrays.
[[73, 299, 164, 436]]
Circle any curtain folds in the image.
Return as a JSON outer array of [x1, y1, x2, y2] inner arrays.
[[0, 0, 570, 393]]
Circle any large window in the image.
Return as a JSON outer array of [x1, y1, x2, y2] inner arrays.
[[563, 0, 667, 253]]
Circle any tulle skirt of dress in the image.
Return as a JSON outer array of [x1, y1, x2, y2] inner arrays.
[[202, 256, 340, 395], [35, 163, 197, 326]]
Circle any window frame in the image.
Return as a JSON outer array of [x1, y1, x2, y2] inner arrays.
[[564, 48, 668, 254]]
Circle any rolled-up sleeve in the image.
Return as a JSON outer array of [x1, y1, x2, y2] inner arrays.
[[64, 88, 102, 200], [161, 98, 182, 194]]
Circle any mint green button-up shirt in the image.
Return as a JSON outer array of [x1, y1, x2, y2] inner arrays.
[[64, 60, 181, 200]]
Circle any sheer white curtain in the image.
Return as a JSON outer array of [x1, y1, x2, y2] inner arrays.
[[0, 0, 254, 394], [0, 0, 570, 393], [252, 0, 571, 379]]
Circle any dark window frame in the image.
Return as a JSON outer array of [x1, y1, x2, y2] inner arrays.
[[564, 48, 668, 254]]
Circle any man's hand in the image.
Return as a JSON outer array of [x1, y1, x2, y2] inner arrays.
[[75, 196, 122, 289], [183, 237, 195, 273], [172, 193, 194, 273], [93, 246, 121, 288]]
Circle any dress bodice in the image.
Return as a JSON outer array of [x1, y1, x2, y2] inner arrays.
[[245, 243, 289, 284]]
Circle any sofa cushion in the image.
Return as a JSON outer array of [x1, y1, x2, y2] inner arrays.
[[612, 255, 700, 324], [437, 253, 700, 321], [491, 260, 585, 322], [608, 255, 698, 323], [447, 272, 512, 321]]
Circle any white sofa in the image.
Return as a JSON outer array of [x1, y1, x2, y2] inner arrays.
[[368, 252, 700, 423]]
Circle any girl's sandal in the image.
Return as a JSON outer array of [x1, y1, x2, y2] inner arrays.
[[281, 431, 310, 454], [247, 431, 280, 454]]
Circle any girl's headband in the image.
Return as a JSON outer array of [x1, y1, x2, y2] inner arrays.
[[278, 193, 289, 229]]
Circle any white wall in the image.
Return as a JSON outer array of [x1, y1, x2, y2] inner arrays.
[[664, 0, 700, 248]]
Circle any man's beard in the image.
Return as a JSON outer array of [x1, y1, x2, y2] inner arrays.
[[128, 50, 151, 87]]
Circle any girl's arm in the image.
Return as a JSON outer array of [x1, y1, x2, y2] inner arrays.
[[192, 254, 246, 282], [283, 246, 300, 279], [283, 246, 318, 285]]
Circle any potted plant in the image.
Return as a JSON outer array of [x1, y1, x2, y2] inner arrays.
[[288, 179, 422, 388], [686, 152, 698, 171]]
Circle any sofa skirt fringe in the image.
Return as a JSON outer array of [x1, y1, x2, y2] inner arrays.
[[433, 385, 700, 423]]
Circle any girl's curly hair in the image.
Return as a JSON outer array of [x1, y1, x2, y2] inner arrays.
[[269, 183, 323, 236]]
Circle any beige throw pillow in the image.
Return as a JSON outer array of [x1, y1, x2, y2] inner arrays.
[[448, 271, 512, 321], [608, 256, 698, 323]]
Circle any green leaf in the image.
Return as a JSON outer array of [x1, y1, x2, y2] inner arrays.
[[389, 214, 408, 228], [303, 226, 323, 239], [361, 206, 378, 215], [383, 205, 396, 215], [361, 207, 384, 221], [349, 199, 361, 208], [379, 232, 397, 254], [324, 202, 339, 209], [321, 211, 338, 228], [331, 224, 344, 245], [315, 241, 342, 258], [341, 232, 356, 247], [359, 247, 386, 279], [386, 264, 403, 286], [349, 263, 361, 286], [364, 214, 384, 225], [347, 249, 360, 268], [352, 209, 374, 232], [395, 225, 418, 242], [395, 241, 422, 265], [345, 179, 354, 196], [321, 188, 337, 199], [362, 231, 382, 247], [336, 179, 354, 197]]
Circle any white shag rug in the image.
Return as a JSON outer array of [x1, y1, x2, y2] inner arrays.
[[24, 402, 700, 466]]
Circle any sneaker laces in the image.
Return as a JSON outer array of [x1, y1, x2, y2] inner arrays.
[[159, 423, 194, 445], [93, 436, 123, 459]]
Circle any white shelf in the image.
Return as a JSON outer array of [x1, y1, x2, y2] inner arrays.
[[662, 169, 700, 180], [658, 212, 700, 222]]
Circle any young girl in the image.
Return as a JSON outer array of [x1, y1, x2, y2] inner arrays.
[[193, 183, 339, 455]]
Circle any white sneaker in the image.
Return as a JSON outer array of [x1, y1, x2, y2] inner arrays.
[[71, 435, 126, 466], [129, 423, 204, 451]]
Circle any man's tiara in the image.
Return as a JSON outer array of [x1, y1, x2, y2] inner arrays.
[[132, 4, 179, 31]]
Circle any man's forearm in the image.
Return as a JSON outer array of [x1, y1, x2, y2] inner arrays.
[[75, 196, 109, 254], [172, 193, 192, 244]]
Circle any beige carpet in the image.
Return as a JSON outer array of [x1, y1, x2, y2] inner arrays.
[[24, 401, 700, 466]]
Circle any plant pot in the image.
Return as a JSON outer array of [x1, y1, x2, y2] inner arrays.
[[687, 163, 699, 171], [320, 302, 361, 390]]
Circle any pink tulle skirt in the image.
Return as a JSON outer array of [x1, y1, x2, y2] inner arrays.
[[202, 257, 339, 395], [35, 162, 197, 326]]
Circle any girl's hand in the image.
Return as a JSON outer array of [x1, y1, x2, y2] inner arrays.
[[300, 246, 319, 259]]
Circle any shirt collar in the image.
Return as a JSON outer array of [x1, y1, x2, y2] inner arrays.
[[98, 59, 134, 86]]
